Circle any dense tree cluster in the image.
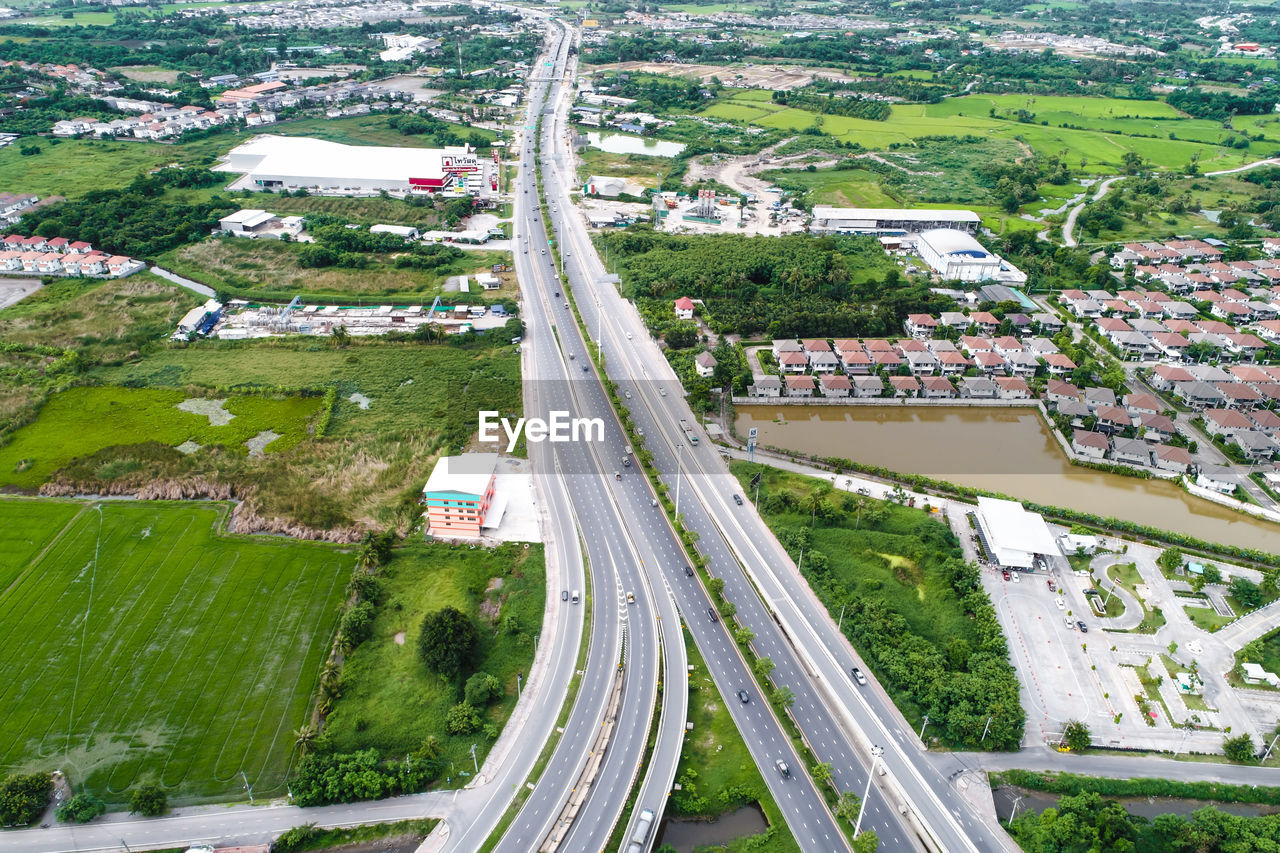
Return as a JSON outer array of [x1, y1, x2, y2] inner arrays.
[[771, 88, 891, 121], [17, 167, 232, 258], [1168, 88, 1280, 121], [296, 215, 468, 270], [1009, 789, 1280, 852], [417, 606, 479, 681], [604, 230, 951, 338], [290, 745, 436, 807], [0, 772, 51, 826]]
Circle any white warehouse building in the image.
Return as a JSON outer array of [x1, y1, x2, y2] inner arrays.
[[915, 228, 1026, 284], [216, 135, 488, 196]]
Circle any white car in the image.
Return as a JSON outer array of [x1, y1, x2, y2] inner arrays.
[[1055, 598, 1065, 610], [1011, 572, 1020, 583]]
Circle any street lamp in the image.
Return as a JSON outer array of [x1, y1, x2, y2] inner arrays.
[[1009, 793, 1026, 824], [854, 745, 884, 838]]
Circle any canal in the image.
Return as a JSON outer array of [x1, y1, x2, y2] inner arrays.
[[735, 404, 1280, 554]]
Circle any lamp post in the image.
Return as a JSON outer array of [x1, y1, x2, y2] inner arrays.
[[675, 442, 684, 520], [854, 745, 884, 838], [240, 770, 253, 806]]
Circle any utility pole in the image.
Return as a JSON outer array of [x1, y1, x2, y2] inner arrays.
[[837, 604, 845, 633], [918, 715, 929, 741], [470, 743, 479, 774], [1009, 793, 1026, 824], [517, 672, 523, 700], [240, 770, 253, 806], [981, 716, 993, 743], [1263, 730, 1280, 763], [853, 745, 884, 838]]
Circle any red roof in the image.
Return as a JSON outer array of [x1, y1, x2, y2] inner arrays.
[[673, 296, 695, 310]]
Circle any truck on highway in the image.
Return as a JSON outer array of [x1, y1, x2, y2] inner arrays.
[[625, 809, 655, 853], [680, 420, 699, 445]]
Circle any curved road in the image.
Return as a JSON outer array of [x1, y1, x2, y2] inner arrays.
[[1061, 176, 1122, 247]]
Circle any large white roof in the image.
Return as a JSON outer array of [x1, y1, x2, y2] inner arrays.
[[919, 228, 993, 259], [218, 134, 471, 182], [423, 453, 498, 499], [975, 497, 1059, 568], [813, 206, 981, 223]]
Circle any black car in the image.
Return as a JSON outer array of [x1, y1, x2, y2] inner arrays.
[[708, 607, 718, 622], [737, 689, 750, 704], [685, 565, 694, 577], [733, 494, 743, 505], [1077, 621, 1088, 633]]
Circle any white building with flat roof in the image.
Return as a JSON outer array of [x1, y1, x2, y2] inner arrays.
[[916, 228, 1026, 284], [974, 497, 1060, 569], [217, 134, 483, 196], [810, 206, 981, 235]]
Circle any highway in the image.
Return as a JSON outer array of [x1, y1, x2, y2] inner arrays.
[[534, 14, 1020, 853]]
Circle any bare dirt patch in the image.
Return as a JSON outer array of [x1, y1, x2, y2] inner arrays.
[[349, 392, 372, 410], [583, 61, 856, 91], [175, 440, 202, 455], [177, 397, 234, 426], [0, 278, 41, 311], [246, 429, 280, 457], [393, 631, 406, 646]]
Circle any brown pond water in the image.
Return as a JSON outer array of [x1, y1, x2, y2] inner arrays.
[[735, 404, 1280, 555]]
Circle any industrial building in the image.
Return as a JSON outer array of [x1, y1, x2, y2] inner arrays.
[[810, 206, 981, 235], [422, 453, 500, 539], [973, 497, 1059, 569], [915, 229, 1027, 284], [216, 135, 489, 197]]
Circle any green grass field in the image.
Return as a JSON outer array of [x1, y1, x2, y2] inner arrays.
[[0, 498, 81, 590], [0, 10, 118, 26], [322, 542, 544, 776], [702, 91, 1273, 174], [0, 498, 350, 804], [266, 114, 497, 150], [160, 239, 510, 302], [0, 139, 192, 198], [0, 385, 326, 489]]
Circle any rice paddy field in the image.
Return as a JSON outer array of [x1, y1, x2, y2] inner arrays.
[[0, 498, 350, 804], [703, 90, 1276, 174]]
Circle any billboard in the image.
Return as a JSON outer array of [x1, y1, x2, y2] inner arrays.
[[441, 155, 480, 174]]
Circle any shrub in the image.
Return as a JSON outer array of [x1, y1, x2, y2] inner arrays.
[[128, 782, 167, 817], [0, 772, 52, 826], [464, 672, 502, 707], [446, 702, 483, 736], [55, 793, 105, 824]]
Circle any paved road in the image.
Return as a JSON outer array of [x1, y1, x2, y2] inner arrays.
[[1062, 177, 1122, 247], [1205, 156, 1280, 177]]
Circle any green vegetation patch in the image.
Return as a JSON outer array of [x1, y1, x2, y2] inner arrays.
[[0, 498, 350, 804], [0, 385, 325, 489], [731, 462, 1024, 750], [0, 139, 188, 198], [161, 239, 509, 303], [322, 542, 544, 777], [267, 114, 496, 150], [0, 497, 81, 590]]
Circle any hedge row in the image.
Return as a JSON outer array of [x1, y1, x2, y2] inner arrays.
[[994, 769, 1280, 806]]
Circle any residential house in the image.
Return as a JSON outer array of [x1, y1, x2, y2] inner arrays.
[[1202, 408, 1256, 439], [801, 338, 832, 359], [1059, 399, 1092, 424], [920, 377, 955, 399], [1083, 386, 1117, 411], [960, 376, 998, 399], [772, 339, 802, 360], [1113, 331, 1157, 359], [1216, 381, 1261, 409], [974, 351, 1007, 374], [106, 256, 142, 276], [889, 376, 920, 397], [1250, 409, 1280, 438], [904, 313, 938, 339], [784, 374, 815, 398], [819, 374, 852, 398], [1234, 430, 1278, 461], [1046, 380, 1080, 407], [1151, 332, 1192, 360], [992, 336, 1023, 356], [870, 349, 902, 369], [1005, 351, 1040, 377], [1072, 429, 1109, 460], [1161, 301, 1199, 321], [778, 352, 809, 374], [839, 349, 872, 375], [905, 351, 940, 376], [1111, 437, 1150, 466], [1123, 393, 1162, 418], [937, 351, 970, 375], [674, 296, 695, 320], [959, 335, 993, 353], [969, 311, 1000, 334], [1176, 380, 1226, 410], [995, 376, 1031, 400], [852, 375, 884, 398], [808, 352, 839, 374], [1095, 405, 1132, 434], [938, 311, 969, 331], [1022, 337, 1058, 357], [1031, 312, 1064, 333], [748, 376, 782, 397], [694, 351, 717, 378], [1153, 444, 1194, 474], [1150, 364, 1194, 392], [1043, 353, 1077, 376], [1196, 464, 1240, 494], [1139, 413, 1176, 442]]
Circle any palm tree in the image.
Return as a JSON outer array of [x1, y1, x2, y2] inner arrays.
[[293, 724, 317, 755], [852, 495, 868, 530], [804, 486, 831, 527]]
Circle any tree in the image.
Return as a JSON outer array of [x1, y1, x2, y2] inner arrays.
[[835, 788, 861, 822], [293, 724, 318, 756], [330, 324, 350, 347], [1062, 719, 1091, 752], [418, 607, 479, 680], [1230, 576, 1266, 609], [464, 672, 503, 707], [340, 601, 376, 650], [0, 773, 52, 826], [129, 782, 167, 817], [1156, 547, 1184, 575], [734, 626, 755, 646], [754, 657, 775, 682], [852, 830, 879, 853], [56, 793, 105, 824], [446, 702, 483, 735], [813, 762, 833, 786], [1223, 733, 1256, 763], [773, 685, 795, 707], [664, 322, 698, 349]]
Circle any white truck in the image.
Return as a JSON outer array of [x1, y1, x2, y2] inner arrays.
[[625, 808, 655, 853]]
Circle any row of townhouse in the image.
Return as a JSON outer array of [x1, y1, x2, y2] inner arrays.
[[1047, 382, 1181, 441], [1148, 362, 1280, 411], [747, 372, 1030, 400], [770, 335, 1060, 379], [903, 309, 1064, 339], [1092, 315, 1268, 361], [1, 234, 93, 253], [0, 250, 142, 277], [1136, 259, 1280, 293], [52, 105, 256, 141], [1111, 239, 1224, 269]]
